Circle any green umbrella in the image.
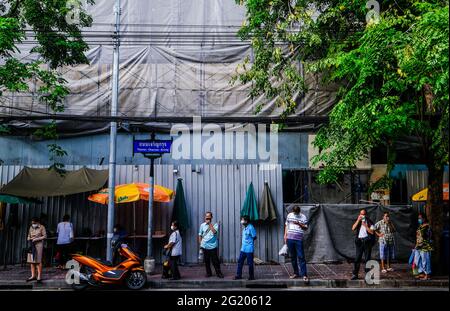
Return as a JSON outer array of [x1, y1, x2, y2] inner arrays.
[[259, 182, 277, 222], [241, 182, 259, 221], [0, 194, 41, 205], [171, 178, 189, 231]]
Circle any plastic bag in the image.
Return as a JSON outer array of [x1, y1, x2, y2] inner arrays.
[[278, 244, 289, 256]]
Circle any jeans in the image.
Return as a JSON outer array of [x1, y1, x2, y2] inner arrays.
[[287, 239, 307, 277], [353, 237, 373, 276], [236, 251, 254, 279], [203, 248, 222, 276], [418, 251, 432, 275]]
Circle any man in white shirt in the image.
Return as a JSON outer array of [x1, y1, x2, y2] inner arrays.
[[56, 214, 74, 269], [284, 206, 309, 281], [351, 209, 375, 280]]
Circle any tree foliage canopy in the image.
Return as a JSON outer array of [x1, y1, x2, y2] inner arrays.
[[0, 0, 93, 169], [235, 0, 449, 183]]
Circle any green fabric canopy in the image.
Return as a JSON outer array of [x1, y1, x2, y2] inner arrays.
[[258, 182, 277, 222], [171, 178, 189, 231], [241, 182, 259, 221], [0, 166, 108, 198], [0, 194, 41, 205]]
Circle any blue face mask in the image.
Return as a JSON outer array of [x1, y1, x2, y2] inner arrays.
[[418, 219, 423, 225]]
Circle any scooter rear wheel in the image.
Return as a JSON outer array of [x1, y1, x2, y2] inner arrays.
[[125, 270, 147, 290]]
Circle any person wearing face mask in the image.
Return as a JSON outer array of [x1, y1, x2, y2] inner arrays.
[[374, 212, 396, 273], [413, 213, 433, 280], [284, 206, 309, 281], [198, 212, 224, 278], [351, 208, 375, 280], [26, 217, 47, 283], [234, 215, 257, 280], [164, 221, 182, 280]]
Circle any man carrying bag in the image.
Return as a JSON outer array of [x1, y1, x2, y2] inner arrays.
[[198, 212, 224, 278]]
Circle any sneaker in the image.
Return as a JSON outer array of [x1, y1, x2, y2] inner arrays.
[[217, 273, 224, 278], [303, 276, 309, 283], [205, 274, 212, 278], [247, 277, 255, 281], [289, 274, 299, 279], [387, 267, 394, 272], [233, 276, 242, 280], [381, 269, 387, 273], [351, 275, 358, 280]]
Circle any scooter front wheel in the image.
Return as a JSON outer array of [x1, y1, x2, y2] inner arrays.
[[125, 270, 147, 290]]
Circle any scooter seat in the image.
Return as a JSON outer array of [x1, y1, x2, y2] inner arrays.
[[99, 259, 113, 266]]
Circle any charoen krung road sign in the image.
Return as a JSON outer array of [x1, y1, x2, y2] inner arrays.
[[133, 139, 172, 156]]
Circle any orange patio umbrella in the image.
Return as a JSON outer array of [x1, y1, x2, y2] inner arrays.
[[412, 183, 449, 202], [88, 183, 174, 204], [88, 183, 174, 245]]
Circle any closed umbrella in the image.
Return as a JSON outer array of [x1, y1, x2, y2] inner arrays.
[[259, 182, 277, 222], [241, 182, 259, 221], [171, 178, 189, 232]]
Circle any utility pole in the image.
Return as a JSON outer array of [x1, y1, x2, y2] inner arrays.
[[144, 132, 156, 274], [106, 0, 121, 262]]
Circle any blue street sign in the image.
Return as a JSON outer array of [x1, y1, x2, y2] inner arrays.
[[133, 140, 172, 154]]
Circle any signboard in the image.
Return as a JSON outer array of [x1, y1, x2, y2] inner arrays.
[[133, 139, 172, 154]]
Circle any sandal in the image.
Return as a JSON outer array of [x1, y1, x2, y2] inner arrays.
[[387, 268, 394, 272], [381, 269, 387, 273], [26, 277, 36, 282]]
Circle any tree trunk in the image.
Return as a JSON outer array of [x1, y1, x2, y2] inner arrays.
[[426, 161, 444, 275]]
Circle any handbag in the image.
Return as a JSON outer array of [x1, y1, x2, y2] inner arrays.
[[278, 244, 289, 257]]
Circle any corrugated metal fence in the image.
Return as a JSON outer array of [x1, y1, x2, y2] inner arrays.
[[0, 164, 284, 264]]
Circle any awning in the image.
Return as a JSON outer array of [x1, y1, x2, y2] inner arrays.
[[0, 167, 108, 198]]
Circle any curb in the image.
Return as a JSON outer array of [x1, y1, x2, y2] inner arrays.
[[1, 278, 445, 290]]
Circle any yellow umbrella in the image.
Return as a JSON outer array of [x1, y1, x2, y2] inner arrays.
[[412, 183, 449, 202], [88, 183, 174, 204], [88, 183, 174, 246]]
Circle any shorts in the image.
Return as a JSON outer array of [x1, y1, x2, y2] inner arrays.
[[379, 242, 395, 260]]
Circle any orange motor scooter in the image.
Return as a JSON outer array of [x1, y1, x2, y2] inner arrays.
[[70, 237, 147, 290]]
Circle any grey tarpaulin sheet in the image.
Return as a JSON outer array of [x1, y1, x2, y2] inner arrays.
[[0, 0, 337, 135], [285, 204, 418, 263]]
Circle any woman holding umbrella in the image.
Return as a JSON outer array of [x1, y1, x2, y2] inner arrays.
[[26, 217, 47, 283]]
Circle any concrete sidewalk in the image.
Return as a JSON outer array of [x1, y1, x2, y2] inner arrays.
[[0, 263, 448, 290]]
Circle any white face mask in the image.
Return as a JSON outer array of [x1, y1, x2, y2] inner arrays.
[[32, 224, 38, 228], [171, 226, 175, 231], [240, 220, 246, 225]]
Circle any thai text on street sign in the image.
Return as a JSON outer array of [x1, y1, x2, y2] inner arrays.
[[133, 139, 172, 154]]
